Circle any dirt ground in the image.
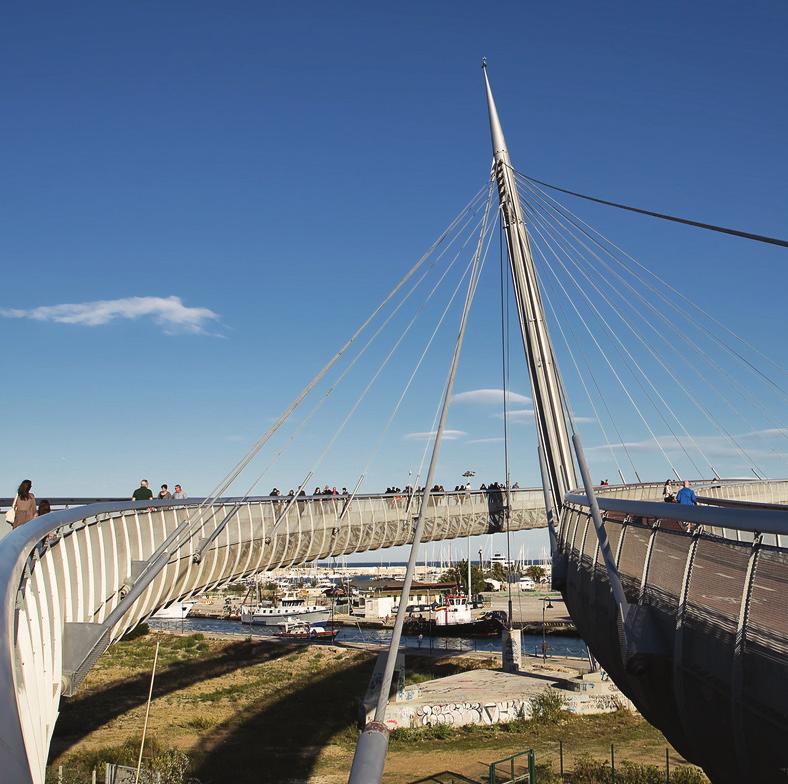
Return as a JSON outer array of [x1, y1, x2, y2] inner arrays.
[[49, 631, 698, 783]]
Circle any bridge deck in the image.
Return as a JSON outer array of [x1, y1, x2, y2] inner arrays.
[[0, 488, 545, 784], [558, 479, 788, 784]]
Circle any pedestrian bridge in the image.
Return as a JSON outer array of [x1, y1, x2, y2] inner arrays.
[[558, 478, 788, 784], [0, 488, 545, 784]]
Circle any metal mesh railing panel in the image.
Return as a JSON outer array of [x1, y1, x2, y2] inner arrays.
[[686, 538, 750, 635], [581, 520, 599, 564], [748, 547, 788, 656], [617, 524, 650, 601], [644, 528, 690, 612]]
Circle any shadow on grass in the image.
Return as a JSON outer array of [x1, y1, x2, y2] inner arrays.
[[50, 637, 298, 761], [190, 653, 376, 784]]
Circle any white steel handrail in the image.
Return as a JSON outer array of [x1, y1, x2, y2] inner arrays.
[[0, 489, 546, 784]]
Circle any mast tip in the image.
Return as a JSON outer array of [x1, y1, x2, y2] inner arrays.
[[481, 57, 487, 69]]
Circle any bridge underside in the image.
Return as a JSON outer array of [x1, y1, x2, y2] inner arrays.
[[557, 480, 788, 784], [0, 489, 545, 784]]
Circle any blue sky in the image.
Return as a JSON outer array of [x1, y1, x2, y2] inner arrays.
[[2, 2, 787, 559]]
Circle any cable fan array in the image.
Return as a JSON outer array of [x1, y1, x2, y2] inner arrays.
[[161, 163, 787, 559], [180, 182, 500, 551], [507, 165, 788, 485]]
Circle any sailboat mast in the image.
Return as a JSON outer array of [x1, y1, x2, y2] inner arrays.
[[482, 61, 577, 512]]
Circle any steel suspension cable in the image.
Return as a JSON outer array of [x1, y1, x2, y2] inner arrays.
[[193, 207, 491, 553], [189, 204, 492, 558], [523, 200, 710, 477], [348, 190, 494, 784], [526, 214, 689, 477], [511, 167, 788, 249], [197, 186, 489, 511], [537, 266, 630, 482], [521, 184, 788, 463], [304, 213, 499, 496], [498, 211, 515, 625], [358, 203, 496, 487], [234, 206, 489, 493], [513, 171, 788, 394], [527, 226, 680, 476]]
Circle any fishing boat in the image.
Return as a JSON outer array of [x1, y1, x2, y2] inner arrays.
[[276, 620, 338, 642], [402, 594, 507, 638], [239, 592, 330, 626]]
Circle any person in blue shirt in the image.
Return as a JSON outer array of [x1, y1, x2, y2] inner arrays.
[[676, 480, 697, 505]]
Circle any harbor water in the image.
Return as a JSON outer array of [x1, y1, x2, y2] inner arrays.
[[149, 616, 589, 658]]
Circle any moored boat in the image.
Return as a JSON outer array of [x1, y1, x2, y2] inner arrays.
[[276, 620, 338, 642], [239, 593, 330, 626], [152, 601, 195, 620]]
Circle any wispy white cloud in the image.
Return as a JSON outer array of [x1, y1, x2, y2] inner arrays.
[[741, 427, 788, 439], [585, 433, 788, 461], [466, 436, 505, 445], [0, 296, 220, 335], [573, 416, 597, 424], [493, 408, 534, 422], [405, 429, 467, 441], [452, 388, 530, 406]]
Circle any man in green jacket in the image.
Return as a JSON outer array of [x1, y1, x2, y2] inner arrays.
[[132, 479, 154, 502]]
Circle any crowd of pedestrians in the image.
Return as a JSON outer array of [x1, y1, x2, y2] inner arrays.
[[131, 479, 187, 501]]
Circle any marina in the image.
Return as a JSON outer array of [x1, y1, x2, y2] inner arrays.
[[1, 8, 786, 784], [148, 616, 591, 659]]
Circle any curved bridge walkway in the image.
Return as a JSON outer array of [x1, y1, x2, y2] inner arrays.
[[0, 488, 545, 784], [559, 479, 788, 784]]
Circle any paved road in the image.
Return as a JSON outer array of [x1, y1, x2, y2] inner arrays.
[[481, 590, 572, 625]]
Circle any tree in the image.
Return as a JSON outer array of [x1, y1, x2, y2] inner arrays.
[[439, 560, 486, 595], [525, 565, 547, 583], [486, 562, 508, 583]]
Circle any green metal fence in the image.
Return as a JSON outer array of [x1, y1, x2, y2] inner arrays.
[[488, 749, 536, 784]]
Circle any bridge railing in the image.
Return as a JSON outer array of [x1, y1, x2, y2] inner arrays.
[[0, 488, 545, 784], [556, 478, 788, 781]]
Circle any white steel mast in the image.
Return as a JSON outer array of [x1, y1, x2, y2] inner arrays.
[[482, 61, 577, 511]]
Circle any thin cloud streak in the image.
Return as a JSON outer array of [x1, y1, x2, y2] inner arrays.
[[467, 436, 505, 444], [452, 388, 530, 405], [494, 408, 534, 422], [405, 429, 467, 441], [585, 433, 788, 461], [0, 296, 220, 334]]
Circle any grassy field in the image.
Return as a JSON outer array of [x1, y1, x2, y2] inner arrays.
[[49, 630, 704, 783]]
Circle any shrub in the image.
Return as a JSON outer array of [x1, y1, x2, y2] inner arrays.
[[529, 687, 569, 724], [672, 766, 707, 784], [618, 760, 662, 784], [571, 754, 611, 783], [49, 740, 194, 784], [533, 762, 561, 784]]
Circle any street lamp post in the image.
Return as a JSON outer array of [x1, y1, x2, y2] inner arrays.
[[542, 597, 554, 662]]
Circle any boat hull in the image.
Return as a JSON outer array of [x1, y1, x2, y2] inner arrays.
[[151, 601, 195, 620], [402, 613, 505, 638], [240, 608, 331, 626]]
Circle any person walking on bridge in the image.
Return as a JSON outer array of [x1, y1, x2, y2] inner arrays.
[[676, 480, 697, 505], [132, 479, 153, 502], [9, 479, 36, 528]]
